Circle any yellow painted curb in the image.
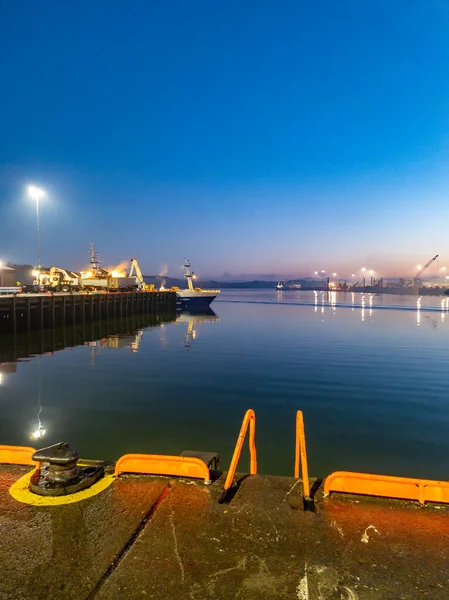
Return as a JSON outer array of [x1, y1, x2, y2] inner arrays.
[[9, 470, 115, 506]]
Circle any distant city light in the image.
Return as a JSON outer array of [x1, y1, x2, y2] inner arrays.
[[361, 267, 366, 272], [369, 269, 375, 274], [332, 272, 337, 277], [351, 273, 355, 277], [441, 267, 447, 271], [417, 265, 423, 270], [314, 271, 318, 275], [0, 261, 3, 269]]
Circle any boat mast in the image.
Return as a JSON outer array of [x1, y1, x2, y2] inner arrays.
[[89, 243, 101, 274], [184, 260, 194, 292]]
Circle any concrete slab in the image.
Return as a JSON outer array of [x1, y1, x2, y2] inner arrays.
[[0, 465, 168, 600], [1, 467, 448, 600]]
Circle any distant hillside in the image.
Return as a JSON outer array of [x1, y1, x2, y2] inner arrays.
[[143, 275, 309, 289]]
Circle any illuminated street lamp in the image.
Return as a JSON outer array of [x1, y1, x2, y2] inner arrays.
[[27, 185, 45, 271]]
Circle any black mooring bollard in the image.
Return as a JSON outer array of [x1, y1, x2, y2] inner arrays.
[[30, 442, 104, 497]]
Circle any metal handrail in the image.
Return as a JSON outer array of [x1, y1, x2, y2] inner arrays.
[[223, 409, 257, 491], [324, 471, 449, 506], [114, 453, 212, 484], [0, 444, 37, 466], [294, 410, 311, 499]]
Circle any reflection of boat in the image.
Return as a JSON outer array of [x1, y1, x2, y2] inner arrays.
[[177, 307, 219, 323], [174, 261, 220, 308], [176, 308, 219, 350], [276, 281, 301, 290]]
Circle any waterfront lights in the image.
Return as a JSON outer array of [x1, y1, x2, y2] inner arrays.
[[28, 185, 45, 202], [332, 272, 337, 277]]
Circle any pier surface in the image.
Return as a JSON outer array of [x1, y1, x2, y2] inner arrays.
[[1, 465, 447, 600]]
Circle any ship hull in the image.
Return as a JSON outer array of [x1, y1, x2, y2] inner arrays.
[[176, 290, 218, 308]]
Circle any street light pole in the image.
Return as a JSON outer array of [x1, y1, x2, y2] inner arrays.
[[36, 195, 41, 269], [28, 185, 45, 271]]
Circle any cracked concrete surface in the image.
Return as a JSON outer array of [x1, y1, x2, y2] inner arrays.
[[1, 466, 448, 600]]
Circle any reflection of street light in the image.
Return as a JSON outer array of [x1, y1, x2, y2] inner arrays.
[[27, 185, 45, 270], [30, 358, 46, 441]]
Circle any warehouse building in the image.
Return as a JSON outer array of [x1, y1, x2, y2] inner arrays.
[[0, 265, 16, 287]]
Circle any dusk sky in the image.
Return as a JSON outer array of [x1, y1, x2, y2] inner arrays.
[[1, 0, 449, 280]]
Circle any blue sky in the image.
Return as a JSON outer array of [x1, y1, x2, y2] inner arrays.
[[1, 0, 449, 279]]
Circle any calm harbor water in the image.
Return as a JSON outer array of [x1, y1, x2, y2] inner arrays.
[[1, 290, 449, 479]]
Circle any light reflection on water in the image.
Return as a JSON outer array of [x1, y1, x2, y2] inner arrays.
[[1, 290, 449, 479]]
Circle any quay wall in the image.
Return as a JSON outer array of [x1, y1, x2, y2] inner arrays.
[[0, 291, 177, 333]]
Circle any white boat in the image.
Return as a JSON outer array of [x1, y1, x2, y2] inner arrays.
[[276, 281, 301, 291], [175, 261, 220, 308]]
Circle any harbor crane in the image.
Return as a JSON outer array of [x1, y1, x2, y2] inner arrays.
[[414, 254, 439, 285], [129, 258, 154, 291]]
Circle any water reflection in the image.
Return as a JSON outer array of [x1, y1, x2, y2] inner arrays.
[[0, 311, 176, 364], [31, 358, 46, 441], [176, 308, 220, 350], [86, 329, 144, 352]]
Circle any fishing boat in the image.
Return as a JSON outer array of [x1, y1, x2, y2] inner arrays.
[[174, 261, 220, 308], [276, 281, 301, 291]]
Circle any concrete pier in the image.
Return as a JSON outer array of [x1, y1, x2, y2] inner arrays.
[[0, 291, 177, 333], [0, 465, 447, 600]]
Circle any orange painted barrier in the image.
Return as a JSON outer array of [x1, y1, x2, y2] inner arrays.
[[0, 445, 37, 466], [324, 471, 449, 506], [114, 453, 212, 484], [294, 410, 310, 498], [223, 409, 257, 491]]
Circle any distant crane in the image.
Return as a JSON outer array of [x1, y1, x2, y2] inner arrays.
[[414, 254, 439, 286]]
